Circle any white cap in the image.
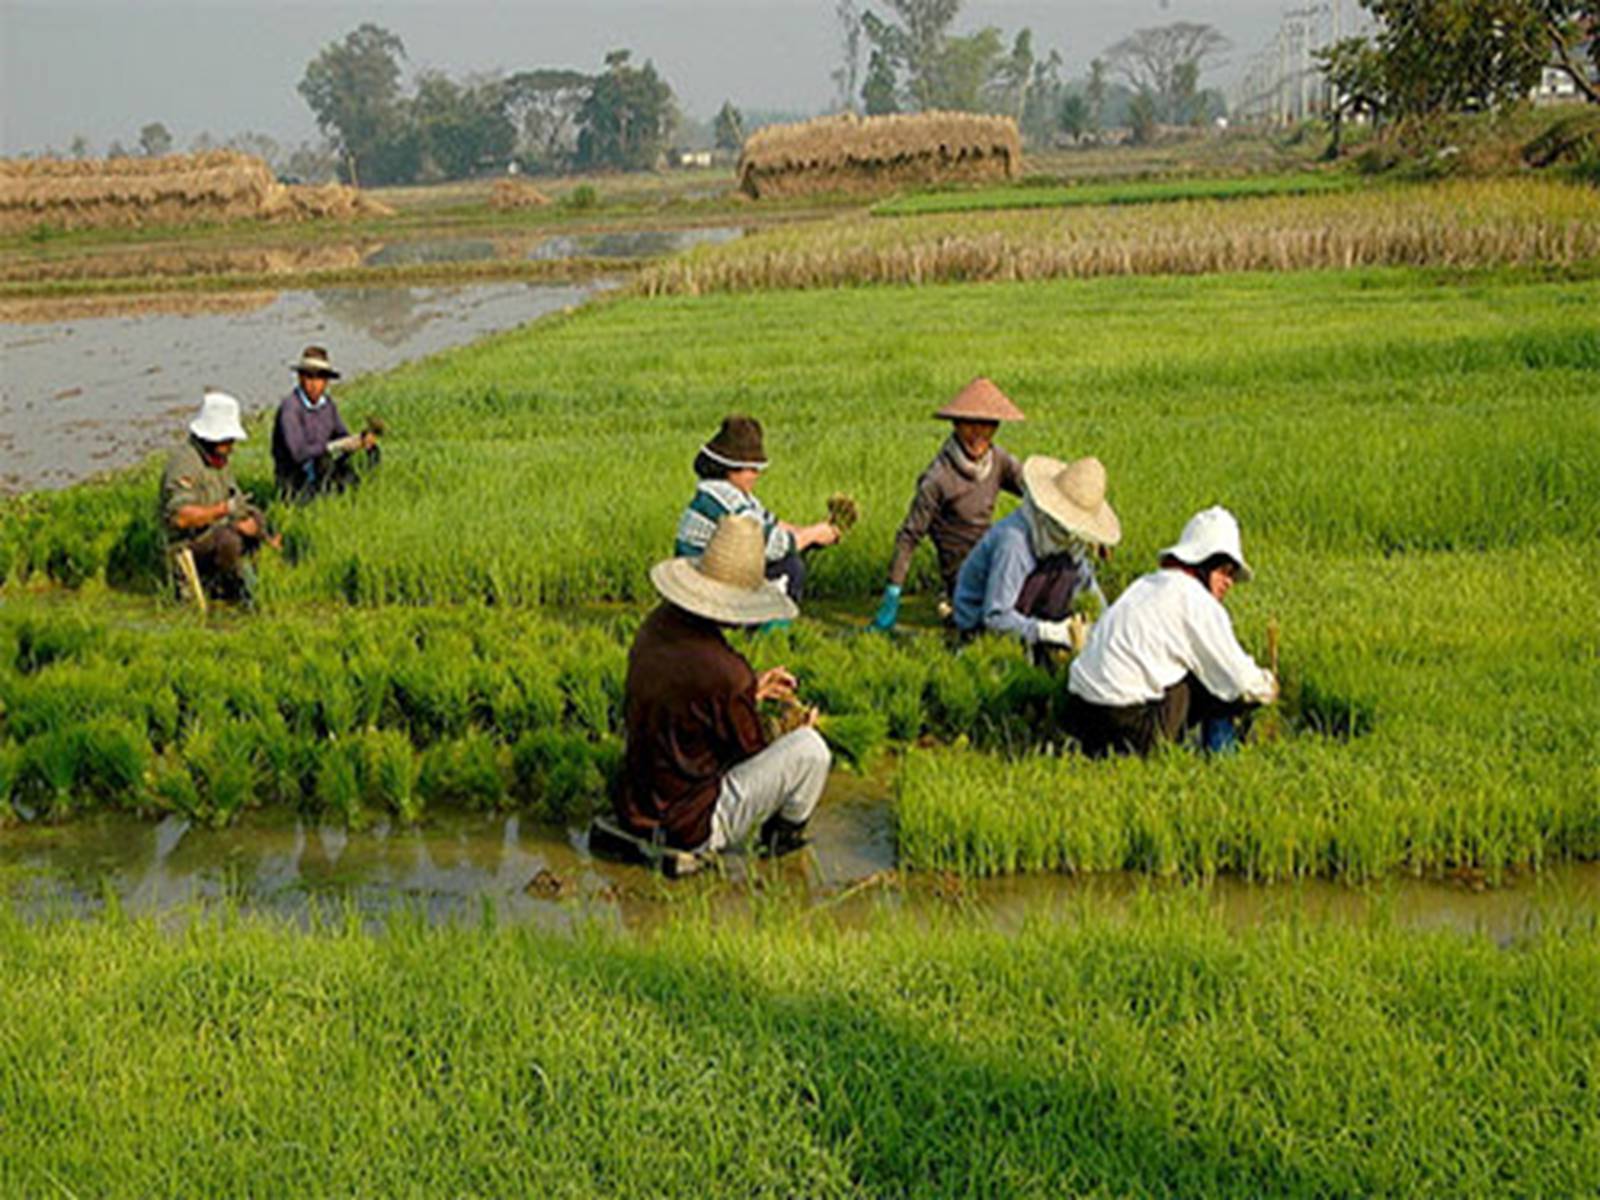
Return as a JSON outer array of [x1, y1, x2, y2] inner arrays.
[[1160, 505, 1253, 581], [189, 390, 248, 443]]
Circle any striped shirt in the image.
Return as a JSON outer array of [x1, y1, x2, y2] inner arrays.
[[674, 480, 795, 562]]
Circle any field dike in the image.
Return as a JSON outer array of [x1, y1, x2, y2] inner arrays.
[[3, 259, 1598, 886]]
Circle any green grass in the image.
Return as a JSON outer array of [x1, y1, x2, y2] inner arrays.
[[3, 898, 1597, 1196], [872, 171, 1357, 217]]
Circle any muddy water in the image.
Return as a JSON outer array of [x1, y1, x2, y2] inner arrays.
[[0, 279, 606, 492], [5, 776, 1596, 939]]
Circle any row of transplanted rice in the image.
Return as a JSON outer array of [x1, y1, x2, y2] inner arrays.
[[870, 170, 1359, 217], [639, 177, 1600, 293], [4, 899, 1598, 1196]]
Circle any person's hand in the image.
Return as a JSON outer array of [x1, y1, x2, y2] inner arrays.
[[756, 667, 798, 703], [812, 522, 841, 548], [235, 514, 262, 539], [1246, 669, 1279, 705], [225, 494, 249, 520], [1066, 613, 1091, 652], [264, 531, 284, 552], [1036, 618, 1072, 647], [362, 430, 378, 451], [869, 584, 901, 632]]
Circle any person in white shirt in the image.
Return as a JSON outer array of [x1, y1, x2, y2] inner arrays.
[[1065, 506, 1278, 757]]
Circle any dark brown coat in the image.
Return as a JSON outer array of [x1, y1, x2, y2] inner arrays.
[[887, 437, 1024, 592]]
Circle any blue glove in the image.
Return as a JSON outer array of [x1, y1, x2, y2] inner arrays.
[[869, 584, 902, 632]]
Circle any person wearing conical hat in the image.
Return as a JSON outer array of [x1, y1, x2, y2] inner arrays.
[[616, 515, 832, 858], [950, 455, 1120, 651], [159, 389, 280, 601], [1065, 506, 1279, 758], [673, 415, 840, 605], [869, 377, 1027, 632], [271, 345, 380, 500]]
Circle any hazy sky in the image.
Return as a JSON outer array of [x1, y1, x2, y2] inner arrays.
[[2, 1, 1314, 156]]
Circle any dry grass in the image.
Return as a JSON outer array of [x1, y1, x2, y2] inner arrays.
[[738, 111, 1022, 200], [0, 151, 393, 233], [488, 179, 551, 210], [640, 178, 1600, 294]]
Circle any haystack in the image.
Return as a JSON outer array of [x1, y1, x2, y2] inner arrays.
[[489, 179, 552, 211], [0, 151, 393, 234], [737, 111, 1022, 200]]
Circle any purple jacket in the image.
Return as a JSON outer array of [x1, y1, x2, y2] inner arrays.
[[272, 387, 349, 487]]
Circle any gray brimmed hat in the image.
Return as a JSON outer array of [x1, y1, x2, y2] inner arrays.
[[291, 345, 341, 379], [934, 377, 1026, 423], [1021, 455, 1121, 546], [650, 515, 798, 625], [1161, 506, 1254, 581], [189, 390, 248, 443]]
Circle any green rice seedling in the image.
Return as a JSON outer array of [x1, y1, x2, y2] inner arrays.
[[417, 733, 508, 811], [71, 717, 150, 810], [181, 719, 260, 828], [0, 742, 19, 822], [146, 754, 200, 819], [510, 728, 605, 822], [559, 660, 616, 739], [351, 727, 422, 823], [816, 712, 889, 773], [9, 612, 104, 674], [871, 172, 1357, 217], [17, 729, 79, 819], [314, 742, 365, 826]]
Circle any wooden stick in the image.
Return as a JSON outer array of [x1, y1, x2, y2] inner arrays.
[[175, 546, 207, 616], [1267, 616, 1280, 678]]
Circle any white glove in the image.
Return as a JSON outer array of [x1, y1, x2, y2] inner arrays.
[[1036, 618, 1072, 647], [326, 434, 364, 454], [1244, 669, 1279, 705], [226, 493, 250, 519], [1066, 613, 1091, 652]]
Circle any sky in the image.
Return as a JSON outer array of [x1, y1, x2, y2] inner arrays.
[[1, 0, 1325, 156]]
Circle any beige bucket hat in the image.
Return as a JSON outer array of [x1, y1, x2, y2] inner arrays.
[[290, 345, 341, 379], [1161, 506, 1254, 581], [1021, 455, 1121, 546], [650, 515, 798, 625], [189, 390, 249, 443], [933, 377, 1026, 423]]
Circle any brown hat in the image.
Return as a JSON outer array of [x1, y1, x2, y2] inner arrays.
[[650, 515, 797, 625], [700, 415, 768, 470], [933, 377, 1026, 423], [291, 345, 341, 379], [1022, 455, 1121, 547]]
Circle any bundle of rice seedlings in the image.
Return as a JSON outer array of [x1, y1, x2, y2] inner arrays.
[[816, 711, 889, 771], [826, 492, 860, 535], [737, 111, 1022, 199]]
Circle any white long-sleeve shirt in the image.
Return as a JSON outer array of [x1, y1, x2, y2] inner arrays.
[[1068, 569, 1273, 707]]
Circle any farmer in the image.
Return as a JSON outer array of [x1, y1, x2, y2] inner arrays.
[[160, 390, 279, 600], [1064, 506, 1279, 757], [616, 514, 832, 857], [870, 376, 1026, 632], [950, 455, 1119, 651], [271, 345, 379, 500], [673, 414, 838, 602]]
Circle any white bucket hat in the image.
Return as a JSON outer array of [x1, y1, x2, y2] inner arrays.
[[1161, 506, 1254, 581], [189, 390, 248, 443], [1021, 455, 1121, 546], [650, 515, 798, 625]]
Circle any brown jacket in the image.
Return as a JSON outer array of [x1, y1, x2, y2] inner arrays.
[[888, 437, 1024, 592], [616, 603, 768, 849]]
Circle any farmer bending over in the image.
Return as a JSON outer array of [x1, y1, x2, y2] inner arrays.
[[951, 455, 1119, 653], [160, 390, 279, 601], [271, 345, 379, 500], [870, 376, 1026, 632], [673, 415, 838, 604], [616, 515, 832, 858], [1065, 506, 1278, 757]]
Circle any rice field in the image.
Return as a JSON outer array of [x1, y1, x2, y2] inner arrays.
[[871, 171, 1357, 217], [640, 177, 1600, 293], [3, 898, 1597, 1197]]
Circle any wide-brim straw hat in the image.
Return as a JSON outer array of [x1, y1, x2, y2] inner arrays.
[[290, 345, 341, 379], [933, 377, 1026, 423], [650, 515, 798, 625], [1161, 505, 1254, 581], [1021, 455, 1121, 546], [189, 389, 248, 443], [700, 414, 767, 470]]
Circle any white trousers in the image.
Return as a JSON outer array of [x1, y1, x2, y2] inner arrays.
[[706, 727, 830, 852]]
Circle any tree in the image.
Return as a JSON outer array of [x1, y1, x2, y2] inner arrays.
[[227, 131, 283, 171], [139, 122, 172, 157], [412, 72, 515, 179], [1058, 93, 1090, 143], [1127, 90, 1158, 145], [1103, 22, 1231, 124], [713, 101, 745, 152], [861, 0, 962, 110], [68, 134, 90, 159], [576, 50, 678, 171], [985, 28, 1034, 117], [862, 48, 900, 114], [832, 0, 866, 113], [1086, 57, 1108, 132], [1021, 48, 1067, 145], [298, 23, 415, 185], [1533, 1, 1598, 103], [927, 26, 1004, 111], [503, 69, 593, 172]]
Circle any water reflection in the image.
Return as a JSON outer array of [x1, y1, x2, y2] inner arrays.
[[528, 226, 742, 261]]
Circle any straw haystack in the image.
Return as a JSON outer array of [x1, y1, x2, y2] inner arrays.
[[738, 111, 1022, 200], [0, 151, 394, 234], [489, 179, 552, 210]]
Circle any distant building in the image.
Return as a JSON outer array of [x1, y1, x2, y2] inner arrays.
[[677, 150, 713, 169]]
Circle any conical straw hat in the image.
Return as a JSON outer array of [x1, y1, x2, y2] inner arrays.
[[1021, 455, 1121, 546], [650, 515, 799, 625], [933, 377, 1026, 422]]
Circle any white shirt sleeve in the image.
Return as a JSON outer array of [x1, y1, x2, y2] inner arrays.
[[1183, 588, 1274, 703]]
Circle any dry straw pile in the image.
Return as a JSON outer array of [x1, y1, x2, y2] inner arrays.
[[738, 111, 1022, 200], [489, 179, 552, 211], [0, 151, 394, 234]]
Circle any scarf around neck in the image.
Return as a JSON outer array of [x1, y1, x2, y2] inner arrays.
[[1023, 495, 1087, 561], [942, 434, 993, 483]]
